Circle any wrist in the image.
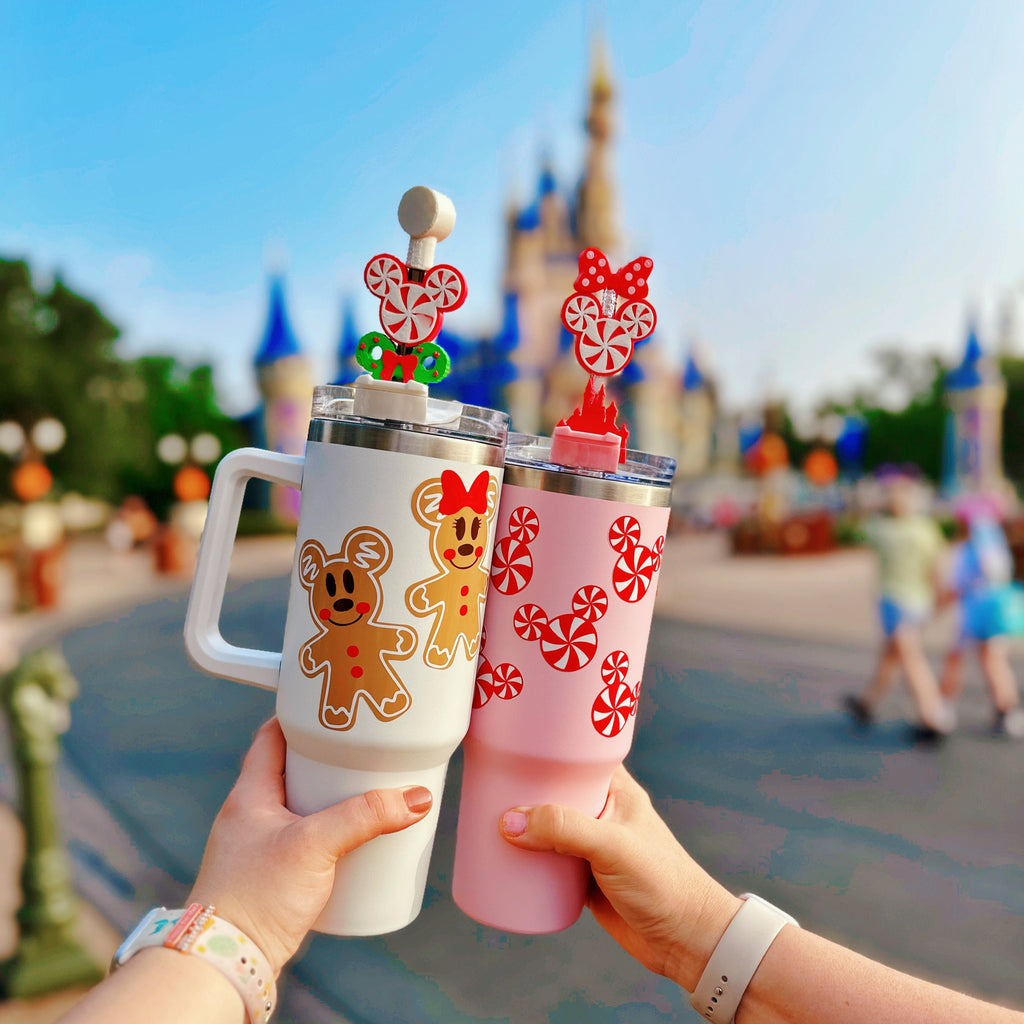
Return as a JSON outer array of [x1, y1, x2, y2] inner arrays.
[[187, 888, 290, 980], [667, 887, 743, 992]]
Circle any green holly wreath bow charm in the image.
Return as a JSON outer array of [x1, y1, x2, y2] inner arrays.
[[355, 332, 452, 385]]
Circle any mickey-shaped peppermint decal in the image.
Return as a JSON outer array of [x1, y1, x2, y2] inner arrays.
[[356, 187, 466, 385], [551, 248, 657, 472]]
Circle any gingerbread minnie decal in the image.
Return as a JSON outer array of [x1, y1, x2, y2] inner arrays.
[[298, 528, 416, 732], [406, 469, 499, 669]]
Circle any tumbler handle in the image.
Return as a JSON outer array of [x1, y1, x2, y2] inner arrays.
[[184, 447, 305, 691]]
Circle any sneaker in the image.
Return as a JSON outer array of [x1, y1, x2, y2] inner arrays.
[[993, 708, 1024, 739], [844, 695, 873, 727], [931, 700, 958, 735], [909, 722, 947, 745]]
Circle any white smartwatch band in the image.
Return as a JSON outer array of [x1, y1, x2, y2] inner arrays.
[[110, 904, 277, 1023], [690, 893, 798, 1022]]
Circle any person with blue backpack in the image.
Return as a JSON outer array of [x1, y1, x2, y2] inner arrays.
[[938, 497, 1024, 737]]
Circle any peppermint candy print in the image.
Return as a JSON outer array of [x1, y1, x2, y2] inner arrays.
[[473, 628, 524, 706], [363, 252, 467, 349], [473, 656, 495, 709], [608, 515, 662, 604], [508, 506, 540, 544], [613, 544, 657, 603], [491, 663, 524, 700], [591, 681, 636, 738], [572, 585, 608, 622], [490, 506, 539, 595], [574, 319, 634, 377], [652, 535, 665, 572], [540, 614, 599, 672], [380, 286, 439, 344], [513, 586, 608, 673], [601, 650, 630, 686], [513, 603, 547, 642], [609, 515, 642, 554]]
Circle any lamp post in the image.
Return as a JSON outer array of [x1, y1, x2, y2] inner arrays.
[[152, 432, 220, 574], [0, 650, 104, 996], [0, 418, 67, 611]]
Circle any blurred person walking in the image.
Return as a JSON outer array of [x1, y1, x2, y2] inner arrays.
[[938, 498, 1024, 738], [845, 468, 952, 739]]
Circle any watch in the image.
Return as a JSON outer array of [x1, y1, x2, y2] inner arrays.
[[690, 893, 798, 1022], [111, 903, 277, 1024]]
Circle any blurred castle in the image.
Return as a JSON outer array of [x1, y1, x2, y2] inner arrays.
[[943, 324, 1007, 498], [246, 41, 720, 509]]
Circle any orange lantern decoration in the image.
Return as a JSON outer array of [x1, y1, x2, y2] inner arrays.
[[804, 448, 838, 487], [12, 460, 53, 502], [744, 432, 789, 476], [173, 465, 211, 502]]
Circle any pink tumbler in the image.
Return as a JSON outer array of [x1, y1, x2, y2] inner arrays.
[[452, 433, 675, 933]]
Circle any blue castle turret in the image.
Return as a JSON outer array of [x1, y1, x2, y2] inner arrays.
[[254, 275, 312, 522], [942, 322, 1006, 497], [333, 297, 361, 385]]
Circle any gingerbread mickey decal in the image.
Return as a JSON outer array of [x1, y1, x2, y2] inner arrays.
[[298, 529, 416, 732], [609, 515, 665, 603], [406, 469, 499, 669], [513, 585, 608, 672]]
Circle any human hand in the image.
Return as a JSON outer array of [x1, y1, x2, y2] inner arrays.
[[188, 718, 432, 978], [499, 766, 740, 991]]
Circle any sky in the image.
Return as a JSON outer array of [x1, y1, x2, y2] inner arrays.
[[3, 0, 1024, 418]]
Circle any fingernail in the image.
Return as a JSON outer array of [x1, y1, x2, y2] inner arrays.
[[500, 810, 528, 837], [403, 786, 432, 814]]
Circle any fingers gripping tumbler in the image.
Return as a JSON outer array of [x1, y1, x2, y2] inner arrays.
[[185, 386, 507, 935], [452, 435, 674, 933]]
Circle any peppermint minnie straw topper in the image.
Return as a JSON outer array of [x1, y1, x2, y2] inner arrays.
[[552, 248, 656, 472], [352, 187, 467, 422]]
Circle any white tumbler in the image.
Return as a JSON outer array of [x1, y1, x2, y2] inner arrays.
[[184, 383, 507, 935]]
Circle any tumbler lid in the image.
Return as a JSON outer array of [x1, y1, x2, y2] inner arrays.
[[504, 433, 674, 507], [310, 385, 508, 449]]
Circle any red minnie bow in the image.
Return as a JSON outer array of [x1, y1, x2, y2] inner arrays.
[[573, 249, 654, 302], [439, 470, 489, 515]]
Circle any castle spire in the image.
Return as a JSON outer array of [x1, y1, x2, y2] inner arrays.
[[574, 33, 619, 253]]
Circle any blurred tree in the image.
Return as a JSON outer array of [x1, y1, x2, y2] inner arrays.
[[822, 346, 946, 481], [0, 259, 242, 511], [999, 355, 1024, 487], [119, 357, 244, 519]]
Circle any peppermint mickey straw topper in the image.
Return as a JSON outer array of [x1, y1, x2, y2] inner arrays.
[[355, 187, 467, 387], [551, 248, 657, 472]]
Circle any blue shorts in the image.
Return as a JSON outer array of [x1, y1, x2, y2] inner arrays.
[[879, 597, 927, 638]]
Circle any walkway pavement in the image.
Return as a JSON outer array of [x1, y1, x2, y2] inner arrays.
[[0, 536, 295, 1022], [0, 531, 1009, 1020]]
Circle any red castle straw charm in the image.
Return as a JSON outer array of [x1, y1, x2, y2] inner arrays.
[[551, 248, 656, 472]]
